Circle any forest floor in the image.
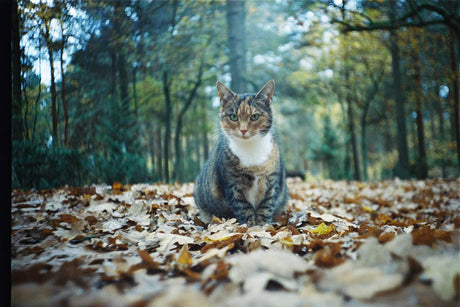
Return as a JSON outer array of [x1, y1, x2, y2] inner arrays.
[[11, 178, 460, 306]]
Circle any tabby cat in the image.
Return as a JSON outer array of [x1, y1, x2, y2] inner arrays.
[[194, 80, 289, 225]]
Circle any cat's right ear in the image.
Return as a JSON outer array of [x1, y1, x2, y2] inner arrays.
[[217, 81, 236, 106]]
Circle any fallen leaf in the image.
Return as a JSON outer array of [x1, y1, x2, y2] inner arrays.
[[309, 222, 335, 235], [10, 178, 460, 306], [411, 226, 452, 246], [177, 244, 193, 266], [313, 244, 344, 268], [318, 262, 405, 300], [421, 253, 460, 301]]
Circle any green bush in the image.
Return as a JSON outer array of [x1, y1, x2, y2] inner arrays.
[[12, 140, 85, 189], [12, 140, 155, 189]]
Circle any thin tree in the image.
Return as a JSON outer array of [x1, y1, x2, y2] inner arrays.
[[341, 0, 361, 180], [41, 15, 59, 146], [12, 0, 23, 140], [226, 0, 247, 92]]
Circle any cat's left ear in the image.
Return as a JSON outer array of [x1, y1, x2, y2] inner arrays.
[[217, 81, 237, 106], [255, 80, 275, 106]]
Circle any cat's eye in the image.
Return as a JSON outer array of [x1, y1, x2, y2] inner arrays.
[[229, 114, 238, 122], [250, 114, 260, 121]]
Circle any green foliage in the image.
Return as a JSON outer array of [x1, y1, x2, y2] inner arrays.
[[313, 114, 344, 180], [12, 140, 154, 189], [89, 151, 154, 185], [12, 140, 85, 189], [12, 0, 460, 189]]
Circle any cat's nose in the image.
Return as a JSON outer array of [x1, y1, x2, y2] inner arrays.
[[240, 129, 248, 136]]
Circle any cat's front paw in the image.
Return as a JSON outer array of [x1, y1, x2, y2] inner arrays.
[[246, 217, 258, 227], [238, 215, 256, 226], [232, 204, 256, 226], [255, 215, 272, 225]]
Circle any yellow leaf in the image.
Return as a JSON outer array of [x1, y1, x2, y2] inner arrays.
[[204, 235, 234, 243], [310, 223, 335, 235], [363, 206, 373, 213], [177, 244, 193, 266], [112, 182, 123, 190], [204, 231, 243, 243], [280, 236, 294, 246]]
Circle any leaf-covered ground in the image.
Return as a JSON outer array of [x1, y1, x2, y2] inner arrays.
[[11, 178, 460, 306]]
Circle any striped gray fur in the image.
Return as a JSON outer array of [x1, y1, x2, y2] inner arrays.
[[194, 80, 289, 225]]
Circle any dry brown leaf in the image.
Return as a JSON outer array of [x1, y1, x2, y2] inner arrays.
[[313, 244, 345, 268], [10, 178, 460, 306], [411, 226, 452, 246], [137, 249, 160, 271]]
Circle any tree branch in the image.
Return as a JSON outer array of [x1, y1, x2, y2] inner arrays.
[[331, 2, 459, 37]]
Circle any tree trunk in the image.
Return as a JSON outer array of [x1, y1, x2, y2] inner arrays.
[[118, 52, 130, 113], [194, 131, 201, 176], [185, 135, 192, 181], [147, 125, 156, 178], [162, 71, 172, 183], [60, 40, 69, 148], [49, 52, 58, 146], [347, 97, 361, 181], [22, 79, 30, 139], [341, 1, 360, 181], [436, 81, 447, 177], [202, 127, 209, 161], [32, 77, 41, 142], [117, 51, 134, 151], [360, 74, 382, 180], [344, 139, 351, 179], [12, 0, 23, 140], [449, 28, 460, 169], [389, 0, 410, 178], [110, 51, 117, 99], [155, 126, 163, 181], [226, 0, 247, 92], [44, 23, 58, 147], [389, 30, 410, 178], [435, 80, 445, 141], [413, 43, 428, 178], [361, 100, 371, 181], [133, 66, 138, 119], [173, 61, 203, 181], [201, 101, 209, 162]]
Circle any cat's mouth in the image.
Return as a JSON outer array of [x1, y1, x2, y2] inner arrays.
[[228, 131, 253, 141], [237, 132, 254, 140], [224, 128, 258, 141]]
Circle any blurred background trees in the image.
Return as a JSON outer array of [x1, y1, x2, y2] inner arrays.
[[11, 0, 459, 189]]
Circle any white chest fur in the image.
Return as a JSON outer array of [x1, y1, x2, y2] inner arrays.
[[227, 133, 274, 167], [245, 175, 266, 208]]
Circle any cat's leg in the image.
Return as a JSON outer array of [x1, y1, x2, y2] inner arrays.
[[255, 197, 276, 224], [272, 193, 288, 220], [255, 182, 284, 225], [227, 193, 256, 225]]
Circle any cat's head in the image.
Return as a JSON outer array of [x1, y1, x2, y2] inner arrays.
[[217, 80, 275, 141]]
